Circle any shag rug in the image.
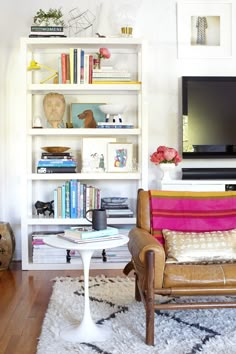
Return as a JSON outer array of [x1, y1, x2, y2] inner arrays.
[[37, 276, 236, 354]]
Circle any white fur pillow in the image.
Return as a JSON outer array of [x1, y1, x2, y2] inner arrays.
[[162, 229, 236, 264]]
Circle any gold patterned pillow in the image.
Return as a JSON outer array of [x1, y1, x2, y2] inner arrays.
[[162, 229, 236, 264]]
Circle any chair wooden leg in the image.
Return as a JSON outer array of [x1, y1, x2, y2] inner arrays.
[[123, 260, 134, 276], [145, 250, 155, 346], [135, 273, 141, 301]]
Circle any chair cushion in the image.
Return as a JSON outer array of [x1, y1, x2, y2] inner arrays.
[[163, 262, 236, 288], [163, 228, 236, 264], [149, 190, 236, 245]]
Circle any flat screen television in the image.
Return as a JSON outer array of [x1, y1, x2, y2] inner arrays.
[[182, 76, 236, 158]]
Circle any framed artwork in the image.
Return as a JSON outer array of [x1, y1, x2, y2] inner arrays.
[[82, 137, 116, 172], [107, 143, 133, 172], [70, 103, 106, 128], [177, 0, 232, 58]]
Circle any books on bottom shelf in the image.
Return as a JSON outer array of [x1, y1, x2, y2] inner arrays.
[[103, 244, 131, 263], [69, 249, 103, 264], [32, 232, 68, 264]]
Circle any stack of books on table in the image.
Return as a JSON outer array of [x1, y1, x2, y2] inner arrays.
[[29, 25, 66, 38], [102, 228, 131, 263], [101, 197, 134, 218], [58, 226, 121, 243], [37, 152, 77, 174], [92, 67, 132, 84], [32, 232, 68, 264]]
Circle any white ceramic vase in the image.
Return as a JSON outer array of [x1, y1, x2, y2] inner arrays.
[[159, 163, 175, 181]]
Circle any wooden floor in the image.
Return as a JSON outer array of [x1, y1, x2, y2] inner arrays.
[[0, 261, 131, 354]]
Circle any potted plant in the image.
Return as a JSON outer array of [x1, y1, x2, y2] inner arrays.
[[150, 145, 182, 180], [33, 8, 65, 26]]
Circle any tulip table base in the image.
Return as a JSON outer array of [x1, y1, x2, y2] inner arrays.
[[44, 234, 128, 343], [60, 249, 111, 343]]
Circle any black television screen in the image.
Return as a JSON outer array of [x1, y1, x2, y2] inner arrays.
[[182, 76, 236, 158]]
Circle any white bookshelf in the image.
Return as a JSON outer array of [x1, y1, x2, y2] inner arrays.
[[20, 37, 148, 270]]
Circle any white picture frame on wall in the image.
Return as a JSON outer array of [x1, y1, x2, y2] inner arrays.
[[177, 0, 232, 58]]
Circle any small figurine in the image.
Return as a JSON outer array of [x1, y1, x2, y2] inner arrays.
[[35, 200, 54, 216], [77, 109, 97, 128]]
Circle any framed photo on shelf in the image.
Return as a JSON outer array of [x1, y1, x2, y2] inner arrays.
[[107, 143, 133, 172], [82, 137, 116, 172], [177, 0, 232, 58], [70, 103, 106, 128]]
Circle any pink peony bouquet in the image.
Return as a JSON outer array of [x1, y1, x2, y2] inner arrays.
[[97, 47, 111, 59], [150, 146, 182, 166]]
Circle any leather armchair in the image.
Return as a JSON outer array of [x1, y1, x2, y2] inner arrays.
[[124, 189, 236, 346]]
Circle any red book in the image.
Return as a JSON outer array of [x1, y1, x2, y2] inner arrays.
[[61, 53, 67, 84], [66, 54, 70, 83], [88, 55, 93, 84]]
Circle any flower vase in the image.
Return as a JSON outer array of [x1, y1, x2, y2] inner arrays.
[[159, 163, 175, 181]]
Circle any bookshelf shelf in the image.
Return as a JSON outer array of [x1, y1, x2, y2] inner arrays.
[[29, 172, 141, 180], [29, 128, 141, 136], [29, 83, 141, 92], [21, 37, 148, 270], [28, 217, 136, 225]]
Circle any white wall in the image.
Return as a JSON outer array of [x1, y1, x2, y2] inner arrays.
[[1, 0, 236, 259]]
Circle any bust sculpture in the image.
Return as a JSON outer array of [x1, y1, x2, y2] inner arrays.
[[43, 92, 66, 128]]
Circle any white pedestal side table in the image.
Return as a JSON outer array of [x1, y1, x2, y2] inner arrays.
[[45, 234, 129, 343]]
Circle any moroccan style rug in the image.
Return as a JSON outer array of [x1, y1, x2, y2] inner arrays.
[[37, 276, 236, 354]]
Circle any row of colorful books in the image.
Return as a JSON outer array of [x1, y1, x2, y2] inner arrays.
[[57, 48, 132, 85], [53, 180, 101, 219]]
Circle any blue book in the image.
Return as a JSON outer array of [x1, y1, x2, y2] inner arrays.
[[80, 183, 84, 218], [74, 48, 77, 84], [70, 179, 78, 218], [38, 159, 76, 167], [77, 181, 81, 218], [64, 226, 119, 240], [80, 49, 85, 84]]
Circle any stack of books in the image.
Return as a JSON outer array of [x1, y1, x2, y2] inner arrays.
[[101, 197, 134, 218], [59, 226, 121, 243], [92, 67, 131, 84], [29, 25, 66, 38], [69, 249, 103, 264], [37, 151, 77, 174], [32, 232, 67, 264]]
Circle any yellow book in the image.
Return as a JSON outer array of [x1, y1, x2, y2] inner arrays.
[[69, 48, 74, 84]]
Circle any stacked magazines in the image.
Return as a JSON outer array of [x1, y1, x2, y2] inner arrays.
[[101, 197, 134, 218], [58, 226, 124, 243]]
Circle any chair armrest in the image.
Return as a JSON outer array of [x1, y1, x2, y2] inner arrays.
[[128, 227, 165, 264], [128, 227, 166, 289]]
